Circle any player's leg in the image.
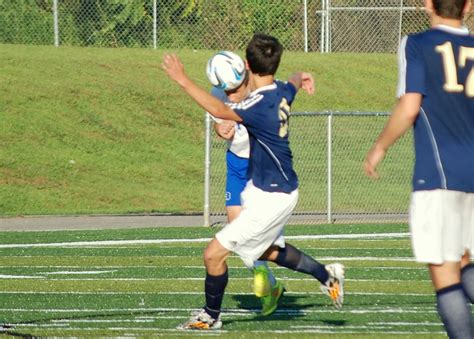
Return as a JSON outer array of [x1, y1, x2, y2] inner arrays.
[[460, 192, 474, 303], [261, 244, 344, 309], [429, 261, 472, 339], [461, 251, 474, 303], [226, 155, 278, 303], [218, 181, 298, 316], [410, 190, 473, 339], [181, 238, 229, 330]]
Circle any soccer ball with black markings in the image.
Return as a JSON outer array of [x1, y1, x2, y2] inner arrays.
[[206, 51, 246, 91]]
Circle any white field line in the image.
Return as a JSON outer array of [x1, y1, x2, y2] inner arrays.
[[0, 265, 425, 270], [0, 255, 417, 261], [0, 274, 46, 279], [0, 291, 433, 296], [0, 307, 437, 315], [0, 276, 430, 282], [39, 270, 117, 275], [0, 232, 409, 249]]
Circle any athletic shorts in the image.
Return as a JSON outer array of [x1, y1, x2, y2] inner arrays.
[[216, 180, 299, 268], [409, 189, 474, 264], [225, 150, 248, 207]]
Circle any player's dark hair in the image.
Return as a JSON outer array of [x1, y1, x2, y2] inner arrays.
[[432, 0, 467, 19], [245, 33, 283, 76]]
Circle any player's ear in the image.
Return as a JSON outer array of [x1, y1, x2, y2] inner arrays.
[[424, 0, 433, 15], [462, 0, 471, 16], [245, 60, 250, 70]]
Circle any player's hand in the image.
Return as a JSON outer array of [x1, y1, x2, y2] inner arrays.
[[162, 54, 188, 86], [300, 72, 315, 95], [364, 145, 386, 179], [215, 120, 236, 140]]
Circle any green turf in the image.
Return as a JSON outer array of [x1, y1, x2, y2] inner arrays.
[[0, 223, 459, 337]]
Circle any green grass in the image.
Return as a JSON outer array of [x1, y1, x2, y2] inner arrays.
[[0, 44, 400, 216], [0, 223, 457, 337]]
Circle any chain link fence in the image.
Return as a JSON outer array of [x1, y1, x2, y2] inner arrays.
[[2, 0, 472, 52], [206, 112, 413, 226]]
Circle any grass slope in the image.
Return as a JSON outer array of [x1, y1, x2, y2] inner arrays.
[[1, 44, 398, 216]]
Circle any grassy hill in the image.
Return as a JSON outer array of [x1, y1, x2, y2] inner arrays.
[[0, 44, 398, 216]]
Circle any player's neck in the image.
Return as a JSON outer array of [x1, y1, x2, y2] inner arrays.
[[431, 15, 463, 29], [252, 74, 274, 90]]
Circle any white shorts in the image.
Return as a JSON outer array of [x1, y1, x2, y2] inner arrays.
[[409, 189, 474, 264], [216, 180, 298, 268]]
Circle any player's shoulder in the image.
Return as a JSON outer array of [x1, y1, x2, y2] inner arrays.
[[210, 86, 228, 101]]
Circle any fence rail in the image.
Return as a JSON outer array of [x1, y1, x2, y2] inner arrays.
[[205, 112, 414, 226]]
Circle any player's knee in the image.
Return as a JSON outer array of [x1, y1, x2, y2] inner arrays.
[[203, 246, 222, 266]]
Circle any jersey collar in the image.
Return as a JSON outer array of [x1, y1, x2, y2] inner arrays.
[[433, 24, 469, 36], [250, 83, 277, 96]]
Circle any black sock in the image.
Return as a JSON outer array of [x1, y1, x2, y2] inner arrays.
[[436, 283, 473, 339], [204, 270, 228, 320], [274, 243, 329, 284], [461, 264, 474, 303]]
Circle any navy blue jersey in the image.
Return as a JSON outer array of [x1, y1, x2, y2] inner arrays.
[[398, 25, 474, 192], [229, 81, 298, 193]]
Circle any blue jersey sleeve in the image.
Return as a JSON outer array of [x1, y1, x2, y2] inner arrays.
[[397, 35, 426, 97], [211, 86, 228, 101]]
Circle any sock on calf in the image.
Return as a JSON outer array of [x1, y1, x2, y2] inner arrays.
[[274, 243, 329, 284], [436, 283, 473, 339], [461, 264, 474, 303], [204, 270, 228, 320]]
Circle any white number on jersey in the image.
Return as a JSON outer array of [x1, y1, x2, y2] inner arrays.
[[278, 98, 290, 138], [436, 42, 474, 97]]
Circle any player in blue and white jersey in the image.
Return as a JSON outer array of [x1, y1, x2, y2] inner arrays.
[[163, 34, 345, 330], [365, 1, 474, 337], [208, 63, 282, 316]]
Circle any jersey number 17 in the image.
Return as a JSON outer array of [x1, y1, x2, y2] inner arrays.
[[436, 42, 474, 97]]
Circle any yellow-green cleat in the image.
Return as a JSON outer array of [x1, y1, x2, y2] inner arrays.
[[253, 265, 271, 298], [260, 280, 285, 316]]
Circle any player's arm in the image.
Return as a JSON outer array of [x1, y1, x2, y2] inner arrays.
[[213, 120, 236, 140], [287, 72, 315, 95], [364, 93, 421, 178], [162, 54, 243, 122]]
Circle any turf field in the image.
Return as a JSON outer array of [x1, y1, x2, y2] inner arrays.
[[0, 223, 452, 338]]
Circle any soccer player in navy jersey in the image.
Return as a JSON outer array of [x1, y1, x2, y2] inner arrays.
[[208, 56, 282, 316], [163, 33, 344, 330], [364, 1, 474, 337]]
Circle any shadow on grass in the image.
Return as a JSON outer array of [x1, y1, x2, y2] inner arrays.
[[225, 293, 347, 327]]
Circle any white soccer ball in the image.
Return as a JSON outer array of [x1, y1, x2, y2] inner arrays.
[[206, 51, 246, 90]]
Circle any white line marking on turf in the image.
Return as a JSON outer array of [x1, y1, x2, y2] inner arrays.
[[0, 307, 437, 314], [0, 233, 409, 249], [0, 274, 45, 279], [0, 291, 433, 296], [39, 270, 117, 275]]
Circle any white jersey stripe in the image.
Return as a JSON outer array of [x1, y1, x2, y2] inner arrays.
[[255, 138, 289, 182], [396, 35, 408, 98], [419, 107, 447, 189], [229, 94, 264, 110]]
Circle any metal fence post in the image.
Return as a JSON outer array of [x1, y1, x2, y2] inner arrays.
[[398, 0, 403, 48], [153, 0, 157, 49], [320, 0, 324, 53], [304, 0, 308, 53], [53, 0, 59, 47], [327, 114, 332, 223], [204, 113, 212, 227]]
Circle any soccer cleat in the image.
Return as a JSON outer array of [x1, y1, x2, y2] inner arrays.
[[179, 309, 222, 330], [253, 265, 271, 298], [320, 263, 345, 309], [261, 280, 285, 316]]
